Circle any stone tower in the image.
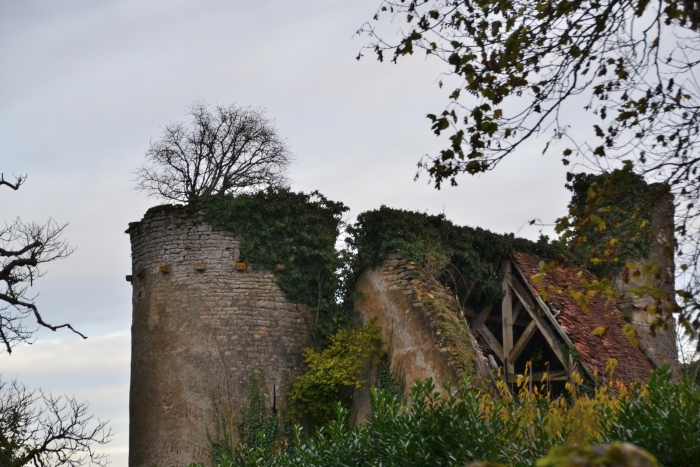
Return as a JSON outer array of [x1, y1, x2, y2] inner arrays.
[[127, 207, 313, 467]]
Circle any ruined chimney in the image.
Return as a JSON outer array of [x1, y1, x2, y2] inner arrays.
[[613, 189, 680, 373]]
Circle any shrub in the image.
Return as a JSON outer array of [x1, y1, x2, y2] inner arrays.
[[206, 367, 700, 467], [603, 367, 700, 467], [287, 323, 381, 424]]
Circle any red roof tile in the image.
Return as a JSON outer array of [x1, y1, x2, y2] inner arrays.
[[512, 253, 653, 386]]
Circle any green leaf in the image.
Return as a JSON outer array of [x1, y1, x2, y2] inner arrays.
[[621, 323, 639, 347]]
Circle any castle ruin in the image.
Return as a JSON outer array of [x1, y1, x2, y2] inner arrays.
[[127, 193, 679, 467]]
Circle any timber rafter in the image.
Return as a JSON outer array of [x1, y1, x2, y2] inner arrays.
[[473, 257, 596, 384]]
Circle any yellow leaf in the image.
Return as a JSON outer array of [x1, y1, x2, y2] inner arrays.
[[587, 185, 596, 200], [605, 358, 618, 378], [621, 323, 639, 347], [591, 326, 609, 337], [532, 273, 545, 284]]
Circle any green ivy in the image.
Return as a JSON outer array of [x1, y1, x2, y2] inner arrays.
[[345, 206, 563, 309], [559, 168, 668, 277], [203, 188, 349, 340]]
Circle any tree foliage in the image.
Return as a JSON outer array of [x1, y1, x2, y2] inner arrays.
[[0, 175, 85, 354], [359, 0, 700, 335], [361, 0, 700, 187], [287, 322, 381, 424], [136, 103, 291, 205]]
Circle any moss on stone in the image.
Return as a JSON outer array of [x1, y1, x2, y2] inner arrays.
[[393, 255, 489, 390], [536, 443, 658, 467]]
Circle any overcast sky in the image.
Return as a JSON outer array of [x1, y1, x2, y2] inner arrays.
[[0, 1, 573, 465]]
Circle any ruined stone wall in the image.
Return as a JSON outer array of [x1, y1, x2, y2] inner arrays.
[[127, 207, 313, 467], [614, 192, 679, 373], [351, 254, 492, 423]]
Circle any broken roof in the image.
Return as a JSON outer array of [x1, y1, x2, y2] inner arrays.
[[512, 253, 654, 386]]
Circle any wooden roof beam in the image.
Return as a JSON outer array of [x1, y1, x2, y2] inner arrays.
[[510, 259, 599, 383], [476, 324, 504, 362], [504, 272, 570, 372], [509, 319, 538, 363]]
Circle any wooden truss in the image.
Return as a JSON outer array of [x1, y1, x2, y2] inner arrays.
[[473, 258, 594, 383]]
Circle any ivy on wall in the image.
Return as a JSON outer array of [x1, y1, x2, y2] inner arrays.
[[203, 188, 349, 341], [287, 322, 381, 424], [184, 182, 666, 422], [557, 167, 668, 277], [345, 206, 563, 310]]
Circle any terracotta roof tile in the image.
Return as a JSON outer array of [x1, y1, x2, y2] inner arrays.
[[512, 253, 653, 386]]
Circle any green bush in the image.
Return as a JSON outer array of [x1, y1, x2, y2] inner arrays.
[[603, 367, 700, 467], [206, 368, 700, 467], [287, 322, 381, 424]]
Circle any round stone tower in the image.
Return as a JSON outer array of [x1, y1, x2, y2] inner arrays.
[[127, 206, 312, 467]]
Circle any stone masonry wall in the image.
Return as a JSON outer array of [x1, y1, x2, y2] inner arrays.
[[613, 192, 679, 373], [127, 207, 313, 467], [351, 253, 492, 423]]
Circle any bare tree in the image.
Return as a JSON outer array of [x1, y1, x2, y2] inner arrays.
[[1, 174, 85, 354], [136, 102, 292, 205], [0, 379, 112, 467]]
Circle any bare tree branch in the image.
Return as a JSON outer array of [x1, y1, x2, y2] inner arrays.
[[0, 379, 111, 467], [0, 174, 26, 191], [1, 180, 83, 354]]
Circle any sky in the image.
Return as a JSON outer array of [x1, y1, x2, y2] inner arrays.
[[0, 1, 573, 465]]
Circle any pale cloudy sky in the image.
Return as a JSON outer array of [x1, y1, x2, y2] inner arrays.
[[0, 1, 572, 465]]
